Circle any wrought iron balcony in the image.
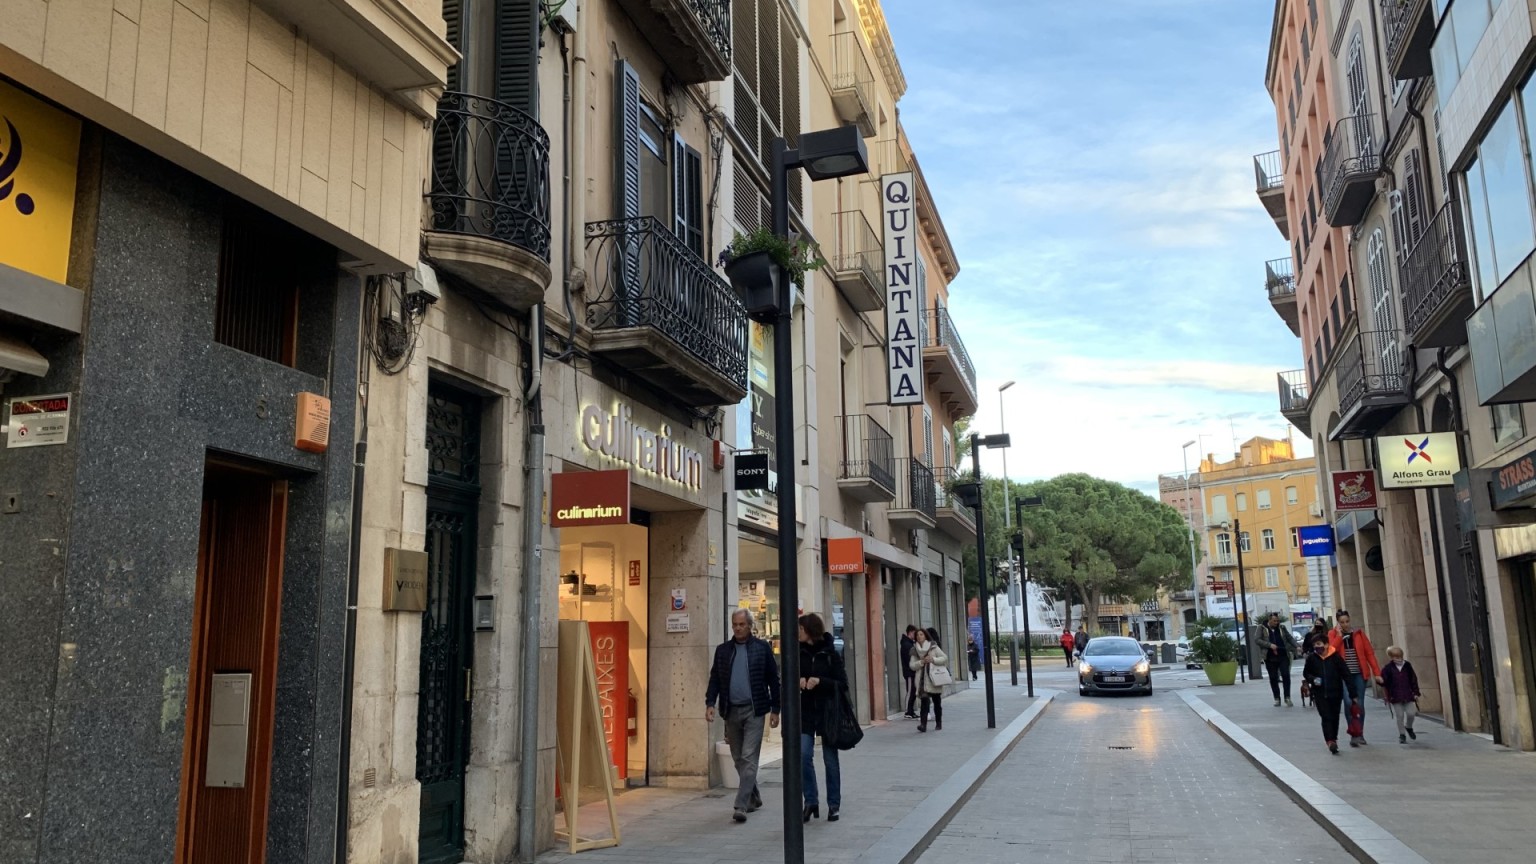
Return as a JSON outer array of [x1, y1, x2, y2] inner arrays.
[[1382, 0, 1435, 80], [1400, 197, 1473, 348], [425, 91, 552, 310], [1278, 369, 1312, 438], [836, 414, 896, 503], [1254, 150, 1289, 239], [829, 31, 877, 137], [584, 217, 748, 407], [887, 458, 937, 531], [922, 307, 978, 419], [1266, 256, 1299, 335], [830, 210, 883, 312], [1212, 553, 1237, 568], [614, 0, 731, 83], [933, 466, 977, 542], [1322, 115, 1382, 227], [1333, 330, 1409, 439]]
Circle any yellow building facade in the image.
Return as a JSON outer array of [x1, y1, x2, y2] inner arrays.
[[1199, 437, 1321, 611]]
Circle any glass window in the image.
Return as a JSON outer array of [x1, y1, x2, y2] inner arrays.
[[1257, 489, 1272, 510], [1265, 567, 1280, 589], [1236, 492, 1248, 512], [1239, 531, 1251, 552], [1493, 403, 1527, 445], [1262, 529, 1276, 551], [1217, 533, 1232, 557], [1286, 485, 1299, 504], [1290, 527, 1300, 548], [1212, 494, 1227, 517], [1468, 100, 1536, 293]]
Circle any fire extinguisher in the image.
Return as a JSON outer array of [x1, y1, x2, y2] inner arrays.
[[628, 689, 639, 738]]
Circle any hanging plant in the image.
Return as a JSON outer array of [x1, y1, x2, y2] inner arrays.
[[718, 226, 827, 288]]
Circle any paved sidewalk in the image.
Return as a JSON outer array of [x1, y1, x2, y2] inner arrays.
[[538, 683, 1048, 863], [1184, 677, 1536, 864]]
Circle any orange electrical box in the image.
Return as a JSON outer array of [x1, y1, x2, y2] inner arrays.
[[294, 392, 331, 453]]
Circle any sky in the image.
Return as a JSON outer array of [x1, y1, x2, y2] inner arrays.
[[880, 1, 1311, 496]]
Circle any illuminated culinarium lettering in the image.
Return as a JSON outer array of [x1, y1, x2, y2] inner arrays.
[[580, 402, 704, 491]]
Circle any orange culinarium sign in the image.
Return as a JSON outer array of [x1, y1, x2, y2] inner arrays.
[[826, 537, 864, 574], [0, 80, 81, 283], [550, 468, 630, 527]]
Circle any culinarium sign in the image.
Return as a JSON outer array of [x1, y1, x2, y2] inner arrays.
[[580, 401, 705, 492]]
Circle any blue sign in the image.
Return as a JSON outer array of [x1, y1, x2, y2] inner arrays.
[[967, 617, 985, 664], [1298, 525, 1335, 558]]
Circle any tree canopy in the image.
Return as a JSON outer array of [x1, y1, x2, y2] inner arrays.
[[962, 473, 1195, 629]]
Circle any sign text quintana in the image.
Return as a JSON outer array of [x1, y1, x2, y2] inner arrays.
[[581, 402, 704, 491], [882, 172, 922, 406]]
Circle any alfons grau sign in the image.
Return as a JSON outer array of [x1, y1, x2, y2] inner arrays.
[[882, 172, 922, 406]]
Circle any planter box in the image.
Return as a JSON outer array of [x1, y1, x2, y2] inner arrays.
[[724, 250, 781, 323], [1203, 661, 1238, 686]]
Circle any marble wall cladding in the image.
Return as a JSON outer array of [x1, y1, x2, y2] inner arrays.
[[17, 135, 357, 864]]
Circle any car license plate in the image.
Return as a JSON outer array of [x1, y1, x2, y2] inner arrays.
[[1104, 675, 1127, 683]]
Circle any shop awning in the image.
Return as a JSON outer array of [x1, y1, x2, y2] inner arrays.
[[0, 331, 47, 377], [0, 261, 84, 379]]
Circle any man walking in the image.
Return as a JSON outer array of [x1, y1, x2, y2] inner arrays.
[[1255, 612, 1298, 707], [1073, 625, 1089, 661], [1327, 610, 1382, 747], [901, 625, 919, 719], [705, 609, 781, 822]]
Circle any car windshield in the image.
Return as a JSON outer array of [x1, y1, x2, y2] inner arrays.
[[1084, 638, 1140, 656]]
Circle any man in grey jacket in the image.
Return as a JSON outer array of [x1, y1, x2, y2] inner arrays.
[[1255, 612, 1299, 707], [705, 609, 781, 822]]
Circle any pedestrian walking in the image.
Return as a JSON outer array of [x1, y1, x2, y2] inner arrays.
[[1073, 625, 1089, 662], [900, 624, 919, 719], [1301, 619, 1330, 655], [1381, 645, 1422, 744], [1059, 627, 1076, 667], [966, 633, 981, 681], [910, 626, 950, 733], [1303, 639, 1350, 754], [796, 613, 846, 823], [1327, 610, 1382, 747], [1255, 612, 1298, 707], [704, 609, 781, 822]]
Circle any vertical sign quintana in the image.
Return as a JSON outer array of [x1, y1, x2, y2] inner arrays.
[[883, 172, 922, 405]]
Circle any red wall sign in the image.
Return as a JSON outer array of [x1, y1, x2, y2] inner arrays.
[[587, 622, 629, 780], [550, 468, 630, 527], [1331, 470, 1378, 512], [826, 537, 865, 574]]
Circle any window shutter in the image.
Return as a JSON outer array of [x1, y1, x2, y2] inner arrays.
[[615, 59, 642, 320], [495, 0, 539, 116], [672, 134, 704, 257], [443, 0, 462, 93], [1405, 149, 1426, 246]]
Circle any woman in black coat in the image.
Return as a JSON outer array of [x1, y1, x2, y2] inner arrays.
[[798, 612, 847, 823], [1302, 640, 1351, 754]]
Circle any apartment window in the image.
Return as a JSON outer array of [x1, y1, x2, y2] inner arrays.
[[922, 406, 935, 465], [942, 427, 953, 469], [1286, 485, 1299, 504], [1367, 230, 1403, 377], [1236, 492, 1248, 512], [1465, 88, 1536, 301], [215, 201, 319, 366], [673, 136, 704, 256], [1211, 494, 1227, 517], [1432, 0, 1505, 102], [1493, 403, 1526, 445], [1262, 529, 1276, 551], [1257, 489, 1272, 510], [1265, 567, 1280, 589], [1217, 533, 1232, 558], [1239, 531, 1251, 553]]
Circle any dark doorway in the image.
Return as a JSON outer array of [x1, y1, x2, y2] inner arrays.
[[417, 384, 483, 864]]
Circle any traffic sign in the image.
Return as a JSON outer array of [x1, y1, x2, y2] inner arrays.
[[1210, 580, 1235, 592]]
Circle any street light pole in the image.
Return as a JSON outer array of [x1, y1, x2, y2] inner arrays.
[[970, 433, 997, 728], [999, 380, 1019, 686], [1181, 440, 1200, 639], [1234, 517, 1251, 683]]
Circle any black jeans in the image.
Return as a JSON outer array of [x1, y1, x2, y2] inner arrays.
[[920, 693, 942, 727], [1266, 655, 1292, 700], [1315, 695, 1341, 743], [904, 673, 917, 715]]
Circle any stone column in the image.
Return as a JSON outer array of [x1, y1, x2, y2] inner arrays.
[[648, 508, 722, 788]]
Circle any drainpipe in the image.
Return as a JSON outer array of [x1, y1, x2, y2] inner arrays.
[[1434, 347, 1502, 743], [517, 304, 547, 862], [335, 299, 371, 864]]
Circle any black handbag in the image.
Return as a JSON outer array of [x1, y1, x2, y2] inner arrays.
[[828, 683, 863, 750]]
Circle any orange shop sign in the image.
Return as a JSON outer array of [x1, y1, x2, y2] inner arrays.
[[550, 468, 630, 527], [826, 537, 864, 574]]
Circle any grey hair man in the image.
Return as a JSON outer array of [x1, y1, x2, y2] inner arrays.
[[705, 608, 781, 822]]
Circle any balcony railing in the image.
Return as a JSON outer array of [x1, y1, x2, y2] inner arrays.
[[888, 458, 937, 529], [1400, 197, 1473, 348], [584, 216, 748, 405], [830, 210, 883, 312], [1334, 329, 1409, 439], [1278, 369, 1312, 437], [1212, 553, 1237, 567], [613, 0, 731, 83], [1322, 114, 1382, 227], [428, 91, 552, 261], [836, 414, 896, 502], [933, 465, 977, 541], [1381, 0, 1435, 80], [1265, 257, 1296, 300], [922, 306, 978, 415], [829, 31, 876, 136], [861, 139, 910, 184], [1254, 151, 1288, 238]]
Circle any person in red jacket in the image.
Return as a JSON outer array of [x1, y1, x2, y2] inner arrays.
[[1327, 610, 1382, 747], [1059, 627, 1076, 667]]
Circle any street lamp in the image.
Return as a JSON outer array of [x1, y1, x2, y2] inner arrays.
[[1181, 440, 1200, 640], [952, 431, 1011, 729], [1011, 495, 1044, 697], [766, 127, 867, 864], [998, 380, 1019, 686]]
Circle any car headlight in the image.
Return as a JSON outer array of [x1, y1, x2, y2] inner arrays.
[[1078, 661, 1092, 674], [1134, 659, 1150, 673]]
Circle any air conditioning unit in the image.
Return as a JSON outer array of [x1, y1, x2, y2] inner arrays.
[[1308, 503, 1323, 517]]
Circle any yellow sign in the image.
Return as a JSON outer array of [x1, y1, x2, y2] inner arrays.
[[0, 80, 81, 283]]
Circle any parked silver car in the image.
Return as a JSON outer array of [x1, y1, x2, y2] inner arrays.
[[1078, 637, 1153, 696]]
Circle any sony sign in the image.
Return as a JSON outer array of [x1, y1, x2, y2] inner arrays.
[[882, 172, 922, 405]]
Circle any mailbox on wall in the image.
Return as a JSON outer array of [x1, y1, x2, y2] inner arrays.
[[206, 672, 253, 788]]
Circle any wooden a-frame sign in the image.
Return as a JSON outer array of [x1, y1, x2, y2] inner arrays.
[[554, 620, 621, 853]]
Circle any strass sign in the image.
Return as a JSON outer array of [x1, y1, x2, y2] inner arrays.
[[882, 172, 922, 405], [1375, 432, 1458, 489]]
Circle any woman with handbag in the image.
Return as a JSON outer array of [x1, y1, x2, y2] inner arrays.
[[909, 626, 951, 732], [797, 613, 847, 822]]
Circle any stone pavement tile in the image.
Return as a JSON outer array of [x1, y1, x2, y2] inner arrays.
[[920, 688, 1355, 864], [1191, 677, 1536, 864], [537, 682, 1041, 863]]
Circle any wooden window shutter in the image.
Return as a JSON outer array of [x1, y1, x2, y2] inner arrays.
[[672, 134, 703, 257], [614, 59, 642, 321], [494, 0, 538, 116], [443, 0, 462, 93], [1405, 149, 1427, 247]]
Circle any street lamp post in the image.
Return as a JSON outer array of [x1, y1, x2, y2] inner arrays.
[[1181, 440, 1200, 639], [953, 432, 1010, 728], [767, 128, 867, 864], [1233, 518, 1251, 683], [1011, 495, 1044, 698], [999, 380, 1019, 686]]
